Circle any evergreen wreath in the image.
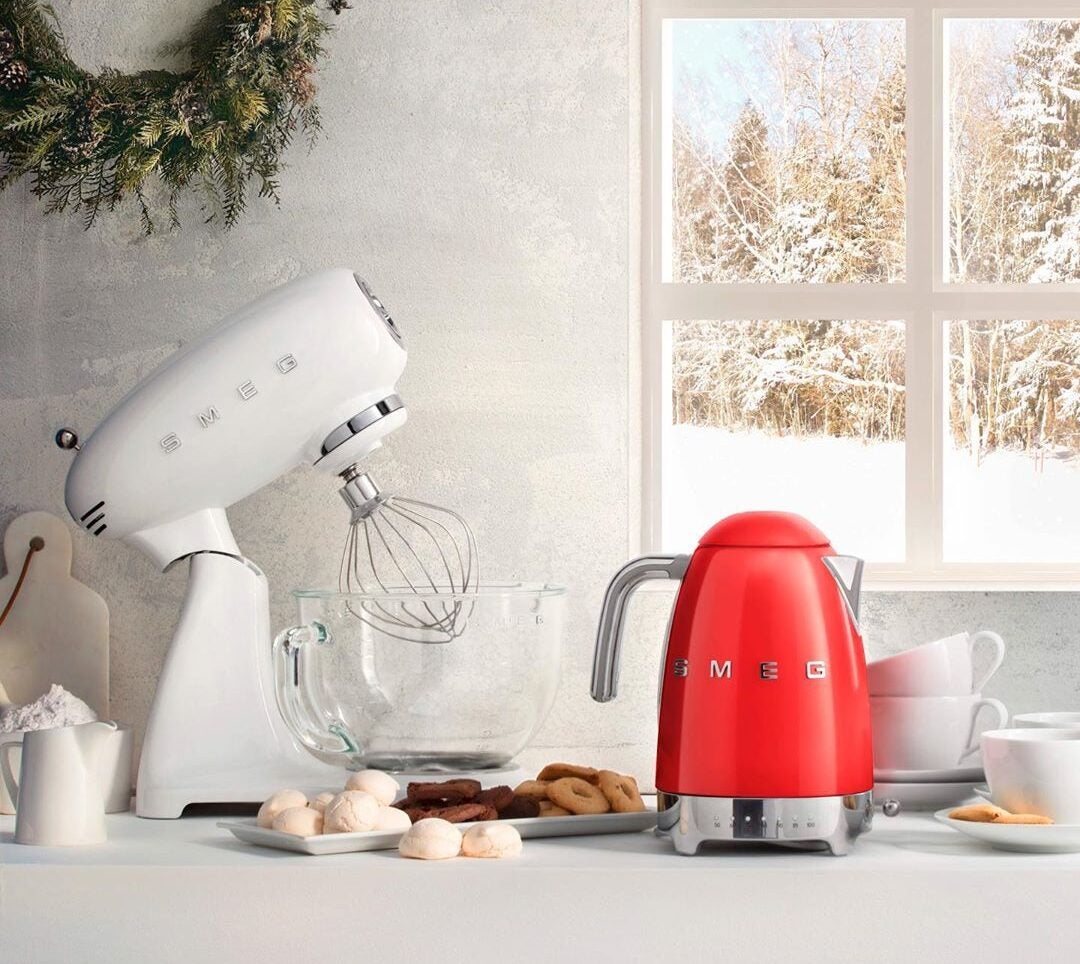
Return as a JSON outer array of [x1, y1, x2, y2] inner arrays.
[[0, 0, 352, 232]]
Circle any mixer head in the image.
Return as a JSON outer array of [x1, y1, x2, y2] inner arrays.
[[338, 467, 479, 642]]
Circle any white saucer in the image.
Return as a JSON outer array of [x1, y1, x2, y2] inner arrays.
[[934, 808, 1080, 853], [874, 765, 984, 783], [874, 780, 981, 810]]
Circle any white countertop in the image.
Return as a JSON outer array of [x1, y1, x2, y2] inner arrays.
[[2, 808, 1078, 963]]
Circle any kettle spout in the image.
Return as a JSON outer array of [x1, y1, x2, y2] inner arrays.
[[822, 555, 864, 630]]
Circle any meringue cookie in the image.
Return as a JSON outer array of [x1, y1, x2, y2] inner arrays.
[[373, 805, 413, 832], [461, 821, 523, 859], [398, 818, 462, 860], [271, 806, 324, 837], [257, 789, 308, 828], [323, 791, 379, 833], [309, 792, 335, 813], [344, 769, 400, 806]]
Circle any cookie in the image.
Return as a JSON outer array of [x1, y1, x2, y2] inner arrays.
[[513, 779, 551, 802], [461, 822, 523, 858], [598, 770, 646, 813], [399, 818, 462, 860], [407, 779, 482, 803], [546, 776, 611, 815], [498, 796, 541, 820], [425, 802, 495, 824], [537, 763, 599, 784], [997, 813, 1054, 825], [475, 785, 514, 811], [538, 800, 571, 817], [948, 804, 1008, 823]]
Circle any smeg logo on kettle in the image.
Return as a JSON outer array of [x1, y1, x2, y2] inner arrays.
[[670, 659, 829, 680]]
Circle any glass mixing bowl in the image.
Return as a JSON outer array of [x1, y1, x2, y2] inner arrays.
[[273, 584, 565, 772]]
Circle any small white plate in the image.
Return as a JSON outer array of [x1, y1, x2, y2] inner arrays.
[[874, 766, 984, 783], [934, 808, 1080, 853], [219, 809, 657, 856], [874, 780, 981, 811]]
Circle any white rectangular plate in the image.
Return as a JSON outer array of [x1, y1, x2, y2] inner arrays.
[[219, 809, 657, 856]]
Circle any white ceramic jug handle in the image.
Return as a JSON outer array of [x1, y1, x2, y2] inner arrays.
[[0, 737, 21, 809], [959, 697, 1009, 762], [969, 630, 1005, 693]]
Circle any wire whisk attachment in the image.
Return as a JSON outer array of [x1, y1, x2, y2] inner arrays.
[[338, 468, 479, 642]]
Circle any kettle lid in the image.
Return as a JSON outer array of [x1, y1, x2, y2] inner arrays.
[[699, 511, 829, 548]]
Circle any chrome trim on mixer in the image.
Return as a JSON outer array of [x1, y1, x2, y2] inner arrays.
[[338, 470, 386, 522], [320, 395, 404, 456], [659, 791, 873, 856], [354, 275, 404, 344]]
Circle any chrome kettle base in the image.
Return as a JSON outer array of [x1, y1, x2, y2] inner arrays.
[[656, 791, 874, 856]]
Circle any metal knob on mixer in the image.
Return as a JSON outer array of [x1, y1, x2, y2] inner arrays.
[[54, 428, 81, 451]]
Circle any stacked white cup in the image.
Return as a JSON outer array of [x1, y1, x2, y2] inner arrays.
[[868, 631, 1007, 804]]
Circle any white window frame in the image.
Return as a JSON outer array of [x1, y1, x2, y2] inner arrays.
[[642, 0, 1080, 589]]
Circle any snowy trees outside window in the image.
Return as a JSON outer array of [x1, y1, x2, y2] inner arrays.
[[671, 19, 906, 283], [948, 20, 1080, 284], [664, 320, 907, 561], [657, 16, 1080, 571]]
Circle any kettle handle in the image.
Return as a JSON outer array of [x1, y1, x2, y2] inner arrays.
[[591, 555, 690, 702]]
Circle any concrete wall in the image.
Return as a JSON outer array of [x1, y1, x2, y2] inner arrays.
[[1, 1, 1077, 790]]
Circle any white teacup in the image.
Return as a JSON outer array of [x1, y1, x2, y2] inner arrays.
[[871, 694, 1008, 771], [868, 630, 1005, 697], [982, 728, 1080, 823], [1013, 712, 1080, 730]]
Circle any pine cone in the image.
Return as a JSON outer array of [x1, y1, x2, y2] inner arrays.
[[0, 29, 15, 63], [173, 85, 211, 127], [255, 4, 273, 45], [60, 108, 102, 161], [287, 62, 316, 105], [0, 59, 29, 90]]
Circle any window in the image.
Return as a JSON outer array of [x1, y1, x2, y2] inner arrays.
[[644, 2, 1080, 586]]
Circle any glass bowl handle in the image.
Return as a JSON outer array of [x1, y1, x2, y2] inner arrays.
[[273, 624, 354, 756]]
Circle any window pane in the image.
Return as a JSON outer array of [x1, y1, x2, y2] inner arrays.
[[945, 320, 1080, 561], [666, 19, 906, 283], [947, 19, 1080, 283], [663, 320, 906, 561]]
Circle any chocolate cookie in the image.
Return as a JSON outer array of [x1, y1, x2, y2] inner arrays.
[[407, 779, 482, 803], [476, 785, 514, 811], [497, 796, 541, 820], [426, 802, 496, 824]]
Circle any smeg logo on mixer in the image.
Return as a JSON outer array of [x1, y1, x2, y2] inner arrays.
[[158, 352, 299, 454], [670, 659, 829, 681]]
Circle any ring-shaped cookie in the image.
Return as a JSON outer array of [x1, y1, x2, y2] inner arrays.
[[546, 777, 610, 815], [598, 770, 646, 813]]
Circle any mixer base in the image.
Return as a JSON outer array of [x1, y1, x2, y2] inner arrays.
[[656, 791, 874, 856]]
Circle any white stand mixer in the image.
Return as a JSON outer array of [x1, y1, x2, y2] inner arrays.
[[58, 270, 410, 817]]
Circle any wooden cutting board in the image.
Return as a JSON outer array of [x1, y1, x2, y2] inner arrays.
[[0, 511, 109, 719]]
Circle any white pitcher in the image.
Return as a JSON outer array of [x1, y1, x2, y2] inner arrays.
[[0, 720, 117, 845]]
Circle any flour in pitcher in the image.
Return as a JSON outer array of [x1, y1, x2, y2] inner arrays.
[[0, 683, 98, 733]]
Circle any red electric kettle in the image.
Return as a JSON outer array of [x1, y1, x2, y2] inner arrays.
[[591, 511, 873, 855]]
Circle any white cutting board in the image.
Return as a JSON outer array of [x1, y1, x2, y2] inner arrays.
[[0, 511, 109, 719]]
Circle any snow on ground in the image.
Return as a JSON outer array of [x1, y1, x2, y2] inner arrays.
[[663, 425, 1080, 563]]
